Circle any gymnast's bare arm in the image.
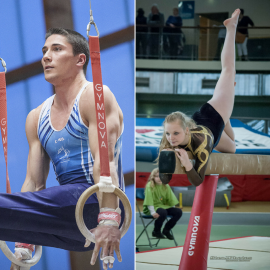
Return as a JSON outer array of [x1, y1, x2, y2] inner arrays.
[[10, 106, 50, 270], [80, 83, 123, 269], [22, 106, 50, 192]]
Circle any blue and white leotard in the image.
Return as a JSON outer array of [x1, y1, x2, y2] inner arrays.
[[37, 82, 124, 190]]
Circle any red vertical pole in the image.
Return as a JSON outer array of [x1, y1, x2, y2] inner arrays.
[[179, 174, 219, 270]]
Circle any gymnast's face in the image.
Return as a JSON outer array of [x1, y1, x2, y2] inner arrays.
[[154, 173, 162, 185], [165, 120, 188, 147], [41, 34, 81, 85]]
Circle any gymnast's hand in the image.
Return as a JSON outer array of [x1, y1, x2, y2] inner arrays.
[[152, 213, 160, 218], [87, 225, 121, 270], [175, 148, 193, 171], [10, 248, 32, 270]]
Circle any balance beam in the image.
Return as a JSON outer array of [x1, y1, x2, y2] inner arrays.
[[174, 151, 270, 270], [173, 152, 270, 175]]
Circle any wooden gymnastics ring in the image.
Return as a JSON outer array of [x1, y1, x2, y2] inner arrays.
[[0, 241, 42, 268], [75, 183, 132, 243]]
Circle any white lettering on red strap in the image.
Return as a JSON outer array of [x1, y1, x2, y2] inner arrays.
[[97, 103, 104, 111], [1, 118, 7, 155], [97, 93, 102, 101], [99, 131, 106, 139], [95, 84, 107, 148], [1, 118, 6, 126], [101, 141, 106, 148], [98, 112, 104, 120], [98, 122, 105, 129], [95, 84, 102, 91]]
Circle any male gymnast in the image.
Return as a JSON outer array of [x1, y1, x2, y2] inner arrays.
[[3, 28, 125, 270]]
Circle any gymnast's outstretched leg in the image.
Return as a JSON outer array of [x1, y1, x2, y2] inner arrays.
[[207, 9, 240, 153]]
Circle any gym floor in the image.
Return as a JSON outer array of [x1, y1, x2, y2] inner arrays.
[[136, 201, 270, 269]]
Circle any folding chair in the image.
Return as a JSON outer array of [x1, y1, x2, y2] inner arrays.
[[136, 188, 178, 249]]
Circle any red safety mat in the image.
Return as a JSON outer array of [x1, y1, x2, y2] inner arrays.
[[136, 172, 270, 201]]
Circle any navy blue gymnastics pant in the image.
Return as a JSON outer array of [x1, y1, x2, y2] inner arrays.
[[0, 182, 102, 252]]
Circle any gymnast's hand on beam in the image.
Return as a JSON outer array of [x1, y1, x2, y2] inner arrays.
[[175, 148, 193, 171], [88, 225, 121, 270], [10, 248, 32, 270]]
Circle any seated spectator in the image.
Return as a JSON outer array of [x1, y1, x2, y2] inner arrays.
[[143, 168, 182, 240], [147, 4, 164, 58], [136, 8, 148, 58]]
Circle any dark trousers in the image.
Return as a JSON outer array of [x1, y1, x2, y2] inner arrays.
[[168, 34, 179, 58], [154, 207, 182, 232], [214, 37, 225, 60], [148, 34, 160, 59], [0, 183, 125, 251], [136, 33, 147, 58]]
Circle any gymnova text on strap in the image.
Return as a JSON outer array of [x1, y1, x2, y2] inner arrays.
[[95, 83, 107, 148]]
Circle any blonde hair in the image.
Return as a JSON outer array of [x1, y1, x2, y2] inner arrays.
[[146, 168, 166, 189], [159, 111, 197, 153]]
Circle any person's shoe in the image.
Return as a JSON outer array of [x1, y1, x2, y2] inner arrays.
[[162, 229, 174, 240], [152, 230, 165, 239]]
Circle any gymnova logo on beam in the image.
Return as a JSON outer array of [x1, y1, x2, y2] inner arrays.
[[188, 216, 200, 256]]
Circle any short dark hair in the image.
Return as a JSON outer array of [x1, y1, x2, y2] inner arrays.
[[137, 8, 144, 16], [45, 28, 89, 75], [240, 9, 244, 15]]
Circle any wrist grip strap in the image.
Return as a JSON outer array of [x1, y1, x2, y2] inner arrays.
[[15, 242, 35, 252], [98, 211, 121, 226]]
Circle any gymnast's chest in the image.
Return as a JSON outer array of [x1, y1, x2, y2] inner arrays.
[[42, 126, 89, 162]]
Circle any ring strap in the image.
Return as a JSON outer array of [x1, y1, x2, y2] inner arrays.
[[89, 36, 110, 177], [0, 72, 11, 193]]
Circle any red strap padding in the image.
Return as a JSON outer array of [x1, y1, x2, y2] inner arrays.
[[89, 36, 110, 177], [0, 72, 11, 194], [15, 242, 35, 252], [98, 212, 121, 226], [1, 72, 33, 252]]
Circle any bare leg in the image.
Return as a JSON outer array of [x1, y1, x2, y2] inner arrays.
[[208, 9, 240, 124], [214, 130, 236, 153], [214, 120, 236, 153], [223, 120, 235, 141], [214, 106, 236, 153]]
